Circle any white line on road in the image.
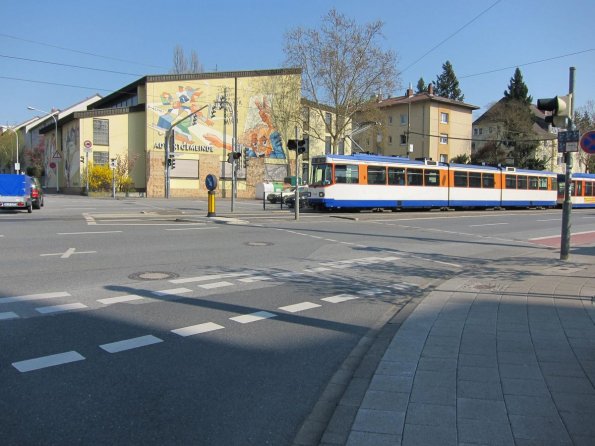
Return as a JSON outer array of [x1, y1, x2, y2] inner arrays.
[[12, 351, 85, 373], [358, 289, 387, 296], [35, 303, 88, 314], [99, 335, 163, 353], [322, 294, 359, 303], [0, 311, 19, 320], [152, 288, 192, 296], [98, 294, 145, 305], [303, 267, 332, 273], [279, 302, 321, 313], [57, 231, 123, 235], [171, 322, 225, 337], [40, 248, 96, 258], [230, 311, 277, 324], [198, 281, 234, 289], [165, 226, 215, 231], [0, 291, 70, 305], [469, 223, 509, 227], [272, 272, 304, 278], [170, 272, 255, 284], [237, 276, 274, 283], [536, 219, 560, 222]]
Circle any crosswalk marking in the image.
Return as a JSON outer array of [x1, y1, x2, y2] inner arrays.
[[0, 291, 70, 305], [35, 303, 88, 314], [198, 281, 233, 289], [358, 288, 386, 296], [237, 276, 274, 283], [98, 295, 144, 305], [0, 311, 19, 320], [170, 272, 255, 284], [322, 294, 359, 303], [230, 311, 277, 324], [152, 288, 192, 296], [12, 351, 85, 373], [303, 267, 332, 273], [171, 322, 224, 337], [99, 335, 163, 353], [279, 302, 321, 313]]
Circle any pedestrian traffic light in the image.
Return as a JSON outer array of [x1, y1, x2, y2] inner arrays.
[[297, 138, 307, 154], [168, 153, 176, 169], [537, 94, 572, 128]]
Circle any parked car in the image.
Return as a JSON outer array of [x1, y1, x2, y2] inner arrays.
[[0, 174, 33, 213], [31, 177, 44, 209], [267, 188, 294, 204], [285, 187, 310, 209]]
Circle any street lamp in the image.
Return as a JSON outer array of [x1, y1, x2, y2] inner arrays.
[[27, 106, 60, 192], [6, 126, 19, 174]]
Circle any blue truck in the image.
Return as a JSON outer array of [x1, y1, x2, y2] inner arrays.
[[0, 174, 34, 213]]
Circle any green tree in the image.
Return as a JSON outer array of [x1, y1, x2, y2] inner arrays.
[[450, 153, 470, 164], [88, 163, 112, 191], [503, 68, 532, 105], [471, 141, 508, 166], [435, 61, 464, 101], [415, 77, 426, 93], [284, 8, 399, 153]]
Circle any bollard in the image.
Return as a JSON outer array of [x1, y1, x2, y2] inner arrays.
[[207, 190, 216, 217]]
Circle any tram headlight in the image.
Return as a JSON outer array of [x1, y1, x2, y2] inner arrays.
[[319, 192, 325, 197]]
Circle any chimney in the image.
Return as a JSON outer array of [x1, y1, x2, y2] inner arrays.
[[428, 83, 434, 95], [406, 82, 413, 97]]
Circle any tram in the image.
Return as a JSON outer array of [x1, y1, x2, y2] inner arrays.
[[557, 173, 595, 208], [307, 154, 558, 211]]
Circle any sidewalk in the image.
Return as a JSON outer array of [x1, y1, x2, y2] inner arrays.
[[321, 248, 595, 446]]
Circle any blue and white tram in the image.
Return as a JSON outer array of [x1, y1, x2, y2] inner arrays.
[[307, 154, 558, 211], [557, 173, 595, 208]]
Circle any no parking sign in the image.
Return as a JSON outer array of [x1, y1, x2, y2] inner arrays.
[[580, 130, 595, 154]]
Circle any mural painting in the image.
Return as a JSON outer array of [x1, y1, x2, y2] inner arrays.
[[64, 124, 80, 187]]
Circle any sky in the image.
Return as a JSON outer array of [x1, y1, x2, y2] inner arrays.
[[2, 0, 594, 127]]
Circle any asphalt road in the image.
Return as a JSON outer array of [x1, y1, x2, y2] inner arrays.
[[1, 196, 593, 445]]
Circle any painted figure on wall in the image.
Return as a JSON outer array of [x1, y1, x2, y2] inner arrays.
[[241, 96, 285, 159], [64, 126, 79, 187]]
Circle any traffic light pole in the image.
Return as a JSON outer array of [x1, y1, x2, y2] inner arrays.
[[164, 103, 209, 198], [294, 126, 300, 221], [560, 67, 575, 261]]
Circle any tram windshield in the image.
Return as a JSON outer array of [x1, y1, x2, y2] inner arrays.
[[311, 163, 333, 186]]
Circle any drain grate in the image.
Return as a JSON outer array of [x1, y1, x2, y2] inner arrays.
[[128, 271, 179, 281]]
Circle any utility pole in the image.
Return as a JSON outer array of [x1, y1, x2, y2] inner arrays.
[[560, 67, 576, 260], [295, 126, 300, 221]]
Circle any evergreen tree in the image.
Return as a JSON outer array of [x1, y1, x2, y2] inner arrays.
[[435, 60, 464, 101], [503, 68, 532, 104], [415, 77, 426, 93]]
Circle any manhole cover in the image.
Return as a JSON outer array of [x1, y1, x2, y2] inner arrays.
[[128, 271, 179, 281], [245, 242, 273, 247], [474, 284, 497, 290]]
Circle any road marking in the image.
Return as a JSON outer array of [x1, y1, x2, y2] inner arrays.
[[272, 271, 304, 278], [57, 231, 123, 235], [469, 222, 509, 227], [303, 267, 332, 273], [279, 302, 321, 313], [536, 219, 559, 222], [0, 311, 19, 320], [358, 288, 386, 296], [12, 351, 85, 373], [237, 276, 274, 283], [322, 294, 359, 303], [152, 288, 192, 296], [324, 239, 338, 242], [198, 281, 234, 289], [0, 291, 70, 305], [170, 272, 255, 284], [98, 294, 145, 305], [390, 283, 415, 290], [100, 335, 163, 353], [40, 248, 96, 258], [171, 322, 225, 337], [230, 311, 277, 324], [165, 226, 215, 231], [35, 303, 88, 314]]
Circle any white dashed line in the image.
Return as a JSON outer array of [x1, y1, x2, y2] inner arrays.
[[322, 294, 359, 303], [237, 276, 274, 283], [170, 272, 254, 284], [279, 302, 321, 313], [303, 267, 332, 273], [98, 295, 145, 305], [171, 322, 225, 337], [198, 281, 234, 289], [0, 291, 70, 305], [358, 289, 386, 296], [35, 303, 88, 314], [0, 311, 19, 320], [99, 335, 163, 353], [57, 231, 123, 235], [12, 351, 85, 373], [230, 311, 277, 324], [152, 288, 192, 296]]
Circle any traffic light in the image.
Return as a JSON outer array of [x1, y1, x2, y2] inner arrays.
[[168, 153, 176, 169], [297, 138, 307, 155], [243, 147, 249, 168], [210, 105, 217, 119], [537, 94, 572, 128], [227, 151, 241, 163], [80, 156, 84, 163], [287, 139, 297, 150]]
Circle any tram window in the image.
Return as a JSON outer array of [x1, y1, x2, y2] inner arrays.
[[407, 168, 423, 186], [529, 177, 539, 190], [388, 167, 406, 185], [367, 166, 386, 185], [586, 182, 593, 196], [312, 164, 332, 186], [505, 175, 517, 189], [424, 169, 440, 187], [482, 173, 495, 188], [469, 172, 482, 188], [572, 181, 582, 196], [517, 176, 528, 189], [538, 177, 549, 190], [335, 164, 359, 184], [454, 171, 468, 187]]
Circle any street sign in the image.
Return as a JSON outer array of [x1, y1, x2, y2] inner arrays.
[[580, 130, 595, 154], [205, 174, 218, 191], [557, 130, 580, 153], [53, 152, 62, 159], [84, 140, 93, 149], [109, 158, 117, 169]]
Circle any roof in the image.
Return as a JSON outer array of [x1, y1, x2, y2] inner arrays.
[[375, 92, 479, 111]]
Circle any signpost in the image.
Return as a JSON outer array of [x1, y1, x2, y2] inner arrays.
[[558, 130, 580, 153], [83, 140, 92, 195]]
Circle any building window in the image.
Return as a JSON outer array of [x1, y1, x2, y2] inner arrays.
[[440, 112, 449, 124], [473, 128, 478, 136], [338, 138, 345, 155], [325, 112, 332, 131], [400, 134, 407, 145], [325, 136, 331, 154], [479, 128, 483, 135], [93, 119, 109, 145], [388, 115, 393, 125], [388, 135, 393, 145], [400, 114, 407, 125], [440, 133, 448, 144], [439, 154, 448, 163], [93, 151, 109, 165], [489, 127, 493, 134]]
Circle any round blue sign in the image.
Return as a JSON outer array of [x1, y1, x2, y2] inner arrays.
[[205, 174, 218, 191], [580, 130, 595, 154]]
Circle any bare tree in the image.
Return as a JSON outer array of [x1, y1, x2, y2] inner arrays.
[[284, 9, 399, 153], [170, 45, 203, 74], [574, 100, 595, 172]]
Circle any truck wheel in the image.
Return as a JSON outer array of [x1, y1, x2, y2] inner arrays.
[[28, 202, 33, 213]]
